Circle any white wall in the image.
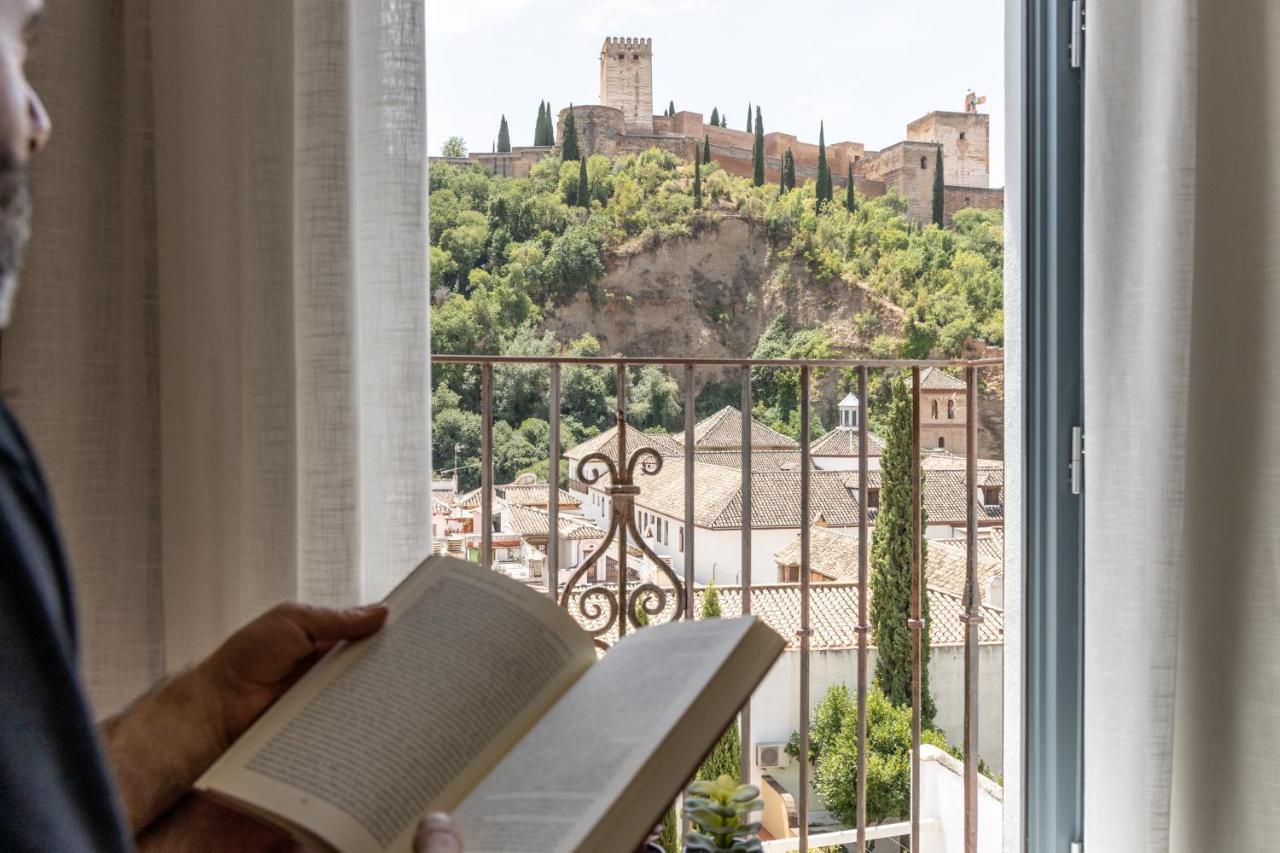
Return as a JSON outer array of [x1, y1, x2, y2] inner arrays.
[[747, 644, 1005, 786]]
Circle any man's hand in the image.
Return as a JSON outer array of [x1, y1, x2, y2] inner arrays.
[[196, 602, 389, 749], [414, 813, 463, 853], [103, 602, 388, 836]]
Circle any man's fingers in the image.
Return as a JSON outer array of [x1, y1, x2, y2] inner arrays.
[[273, 602, 389, 646], [414, 813, 462, 853]]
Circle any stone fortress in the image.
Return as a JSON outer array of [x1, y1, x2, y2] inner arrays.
[[444, 36, 1003, 225]]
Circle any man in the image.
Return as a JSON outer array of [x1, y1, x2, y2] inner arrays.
[[0, 1, 461, 850]]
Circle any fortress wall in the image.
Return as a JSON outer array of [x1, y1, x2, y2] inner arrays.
[[942, 185, 1004, 224], [858, 140, 941, 222], [429, 146, 553, 179], [558, 105, 627, 158]]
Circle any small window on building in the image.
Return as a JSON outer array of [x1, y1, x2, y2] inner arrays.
[[931, 399, 939, 419], [947, 399, 956, 420], [617, 53, 624, 60], [959, 131, 966, 140], [938, 436, 946, 449], [983, 486, 1002, 507], [921, 156, 928, 169], [632, 53, 639, 60], [678, 526, 684, 552], [867, 488, 880, 510]]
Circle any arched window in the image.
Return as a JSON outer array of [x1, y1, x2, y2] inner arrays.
[[938, 436, 946, 449], [947, 399, 956, 419], [931, 399, 939, 419], [920, 156, 928, 169]]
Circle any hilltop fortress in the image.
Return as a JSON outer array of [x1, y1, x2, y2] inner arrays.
[[443, 36, 1003, 225]]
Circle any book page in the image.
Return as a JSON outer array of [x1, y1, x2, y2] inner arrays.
[[452, 617, 783, 853], [197, 556, 596, 853]]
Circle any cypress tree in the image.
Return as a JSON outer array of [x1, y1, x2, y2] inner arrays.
[[497, 115, 510, 153], [870, 376, 936, 726], [561, 104, 580, 162], [846, 162, 856, 212], [693, 582, 739, 782], [746, 103, 752, 133], [752, 106, 765, 186], [546, 102, 555, 146], [577, 157, 590, 209], [815, 121, 833, 208], [782, 148, 796, 191], [710, 107, 720, 127], [721, 114, 728, 128], [693, 153, 703, 209], [703, 134, 711, 164], [669, 100, 676, 116], [932, 145, 946, 226], [534, 102, 545, 146]]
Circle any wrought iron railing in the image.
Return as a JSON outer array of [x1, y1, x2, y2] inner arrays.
[[433, 353, 1003, 853]]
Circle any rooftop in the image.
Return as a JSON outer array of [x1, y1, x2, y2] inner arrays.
[[808, 427, 886, 458]]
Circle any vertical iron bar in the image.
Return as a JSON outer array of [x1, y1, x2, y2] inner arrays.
[[548, 364, 561, 599], [480, 363, 494, 570], [964, 366, 980, 853], [739, 364, 753, 787], [910, 366, 922, 851], [684, 364, 696, 617], [856, 366, 870, 852], [798, 366, 812, 853], [616, 362, 628, 639]]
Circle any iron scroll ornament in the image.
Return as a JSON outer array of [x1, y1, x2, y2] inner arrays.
[[559, 446, 685, 647]]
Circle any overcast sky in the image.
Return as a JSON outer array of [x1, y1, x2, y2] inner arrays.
[[426, 0, 1005, 186]]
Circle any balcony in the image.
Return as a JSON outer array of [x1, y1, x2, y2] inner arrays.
[[432, 353, 1003, 852]]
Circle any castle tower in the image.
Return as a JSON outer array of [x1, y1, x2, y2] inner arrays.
[[599, 37, 653, 134]]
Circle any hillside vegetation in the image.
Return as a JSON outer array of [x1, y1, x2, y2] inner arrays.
[[429, 150, 1004, 487]]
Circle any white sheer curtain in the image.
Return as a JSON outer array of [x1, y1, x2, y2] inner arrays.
[[1083, 0, 1279, 849], [1, 0, 430, 715]]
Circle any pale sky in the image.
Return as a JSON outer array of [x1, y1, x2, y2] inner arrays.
[[426, 0, 1005, 186]]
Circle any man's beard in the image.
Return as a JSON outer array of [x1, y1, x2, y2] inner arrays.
[[0, 161, 31, 329]]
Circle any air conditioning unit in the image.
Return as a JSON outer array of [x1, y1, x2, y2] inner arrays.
[[756, 742, 789, 770]]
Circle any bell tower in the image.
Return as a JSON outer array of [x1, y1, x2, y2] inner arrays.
[[599, 37, 653, 134]]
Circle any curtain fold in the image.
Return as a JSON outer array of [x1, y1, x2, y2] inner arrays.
[[1083, 0, 1280, 849], [2, 0, 429, 715]]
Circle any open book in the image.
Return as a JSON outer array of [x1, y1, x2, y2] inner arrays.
[[196, 555, 785, 853]]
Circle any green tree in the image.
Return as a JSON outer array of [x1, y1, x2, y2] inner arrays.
[[745, 102, 752, 133], [561, 104, 581, 162], [576, 158, 590, 209], [815, 122, 832, 208], [546, 102, 555, 145], [811, 684, 953, 827], [721, 114, 728, 128], [496, 115, 510, 153], [561, 335, 612, 430], [693, 582, 741, 785], [630, 365, 683, 430], [710, 106, 720, 126], [669, 99, 676, 116], [693, 153, 703, 210], [870, 376, 935, 725], [703, 134, 711, 164], [932, 145, 945, 226], [752, 106, 765, 186], [845, 162, 856, 213], [533, 102, 546, 146], [782, 148, 796, 191], [441, 135, 466, 158]]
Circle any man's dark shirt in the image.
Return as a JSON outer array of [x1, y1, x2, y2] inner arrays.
[[1, 403, 133, 851]]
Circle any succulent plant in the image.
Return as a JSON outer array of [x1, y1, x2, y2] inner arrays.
[[682, 774, 764, 853]]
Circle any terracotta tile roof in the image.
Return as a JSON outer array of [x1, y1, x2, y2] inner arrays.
[[457, 482, 582, 510], [676, 406, 799, 451], [563, 424, 685, 465], [809, 427, 886, 458], [937, 528, 1005, 565], [772, 526, 1002, 598], [855, 467, 1004, 525], [630, 461, 867, 529], [567, 582, 1003, 650], [693, 449, 805, 471], [917, 366, 968, 391], [504, 504, 607, 541]]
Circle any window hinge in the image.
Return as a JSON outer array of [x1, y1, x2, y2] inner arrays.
[[1070, 426, 1085, 495], [1069, 0, 1086, 69]]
